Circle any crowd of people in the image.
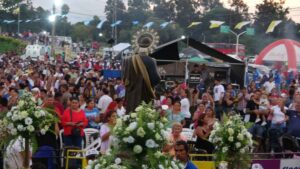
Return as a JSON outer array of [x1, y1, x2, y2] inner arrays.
[[0, 49, 300, 168]]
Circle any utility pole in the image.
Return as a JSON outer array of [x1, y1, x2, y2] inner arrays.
[[51, 4, 56, 57], [113, 0, 117, 44], [17, 3, 20, 34]]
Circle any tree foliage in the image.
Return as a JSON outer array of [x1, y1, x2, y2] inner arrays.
[[200, 0, 223, 12]]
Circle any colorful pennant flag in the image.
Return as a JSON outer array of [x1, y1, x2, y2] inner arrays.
[[132, 21, 139, 25], [266, 20, 282, 33], [111, 20, 122, 27], [84, 20, 90, 26], [143, 22, 154, 29], [160, 22, 170, 29], [34, 19, 41, 22], [4, 20, 15, 24], [25, 20, 31, 23], [13, 7, 20, 15], [97, 19, 107, 29], [187, 22, 201, 28], [209, 20, 224, 29], [234, 21, 251, 30]]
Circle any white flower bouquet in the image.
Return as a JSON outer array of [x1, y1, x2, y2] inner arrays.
[[87, 102, 184, 169], [209, 114, 253, 169], [0, 91, 58, 143]]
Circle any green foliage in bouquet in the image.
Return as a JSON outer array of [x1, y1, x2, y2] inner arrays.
[[209, 114, 253, 169], [87, 102, 184, 169], [0, 91, 59, 147]]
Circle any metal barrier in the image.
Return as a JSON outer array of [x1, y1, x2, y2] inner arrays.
[[190, 154, 216, 169], [65, 149, 87, 169]]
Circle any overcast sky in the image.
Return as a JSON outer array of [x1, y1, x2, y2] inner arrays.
[[32, 0, 300, 23]]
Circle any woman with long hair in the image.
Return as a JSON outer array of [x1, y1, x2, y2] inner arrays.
[[193, 107, 216, 154], [193, 102, 206, 129]]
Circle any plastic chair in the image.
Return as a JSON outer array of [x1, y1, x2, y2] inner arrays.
[[182, 128, 196, 141], [59, 129, 64, 168], [84, 137, 101, 152], [83, 128, 99, 148]]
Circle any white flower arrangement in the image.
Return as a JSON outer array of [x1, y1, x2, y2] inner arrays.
[[87, 103, 183, 169], [0, 91, 58, 144], [209, 114, 253, 168], [133, 145, 143, 154]]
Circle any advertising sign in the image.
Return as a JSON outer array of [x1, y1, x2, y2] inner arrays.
[[280, 159, 300, 169], [252, 160, 280, 169]]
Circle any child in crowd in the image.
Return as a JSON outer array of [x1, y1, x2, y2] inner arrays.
[[256, 93, 269, 126]]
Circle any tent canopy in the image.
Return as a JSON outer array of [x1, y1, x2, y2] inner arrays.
[[188, 56, 209, 63], [151, 37, 243, 64], [150, 37, 245, 86]]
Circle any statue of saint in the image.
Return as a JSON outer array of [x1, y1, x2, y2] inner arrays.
[[122, 29, 161, 113]]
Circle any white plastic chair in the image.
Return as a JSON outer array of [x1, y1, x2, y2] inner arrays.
[[59, 129, 64, 150], [58, 129, 64, 168], [189, 123, 194, 129], [83, 128, 99, 148], [84, 137, 102, 152], [182, 128, 196, 142]]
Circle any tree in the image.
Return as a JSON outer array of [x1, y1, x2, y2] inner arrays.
[[70, 23, 91, 42], [255, 0, 289, 34], [229, 0, 249, 18], [127, 0, 150, 23], [192, 7, 244, 43], [104, 0, 126, 22], [128, 0, 149, 11], [152, 0, 201, 27], [200, 0, 223, 12], [152, 0, 176, 21], [61, 4, 69, 16]]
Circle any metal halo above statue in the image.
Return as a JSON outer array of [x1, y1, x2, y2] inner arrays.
[[131, 29, 160, 55]]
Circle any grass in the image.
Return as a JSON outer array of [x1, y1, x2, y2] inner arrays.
[[0, 36, 27, 54]]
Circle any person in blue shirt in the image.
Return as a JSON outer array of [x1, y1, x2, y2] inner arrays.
[[175, 141, 198, 169], [84, 98, 100, 129]]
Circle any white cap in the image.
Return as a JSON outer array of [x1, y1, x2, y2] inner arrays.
[[31, 87, 40, 93]]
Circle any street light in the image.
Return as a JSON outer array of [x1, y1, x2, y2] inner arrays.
[[229, 30, 246, 58], [48, 14, 56, 22], [99, 33, 103, 37]]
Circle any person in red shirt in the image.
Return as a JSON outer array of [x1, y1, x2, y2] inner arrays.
[[62, 96, 88, 148], [93, 61, 102, 71]]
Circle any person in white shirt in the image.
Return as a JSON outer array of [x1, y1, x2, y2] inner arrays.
[[269, 98, 288, 131], [115, 98, 126, 117], [180, 89, 191, 127], [98, 88, 113, 113], [5, 137, 32, 169], [213, 79, 225, 120], [263, 77, 275, 94]]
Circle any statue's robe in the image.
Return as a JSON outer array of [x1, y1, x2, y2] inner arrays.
[[122, 54, 160, 113]]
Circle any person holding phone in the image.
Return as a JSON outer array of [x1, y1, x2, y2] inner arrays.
[[62, 96, 88, 148]]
